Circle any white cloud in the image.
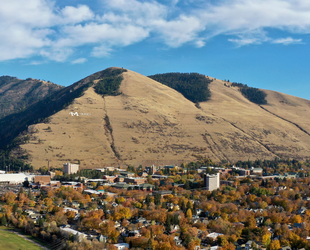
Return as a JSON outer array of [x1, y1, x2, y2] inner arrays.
[[0, 0, 309, 62], [195, 40, 205, 48], [151, 15, 204, 47], [272, 37, 303, 45], [40, 47, 73, 62], [71, 58, 88, 64], [60, 5, 94, 24], [92, 46, 113, 57]]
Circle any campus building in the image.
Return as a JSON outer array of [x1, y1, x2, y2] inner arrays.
[[63, 162, 79, 175], [204, 173, 220, 191]]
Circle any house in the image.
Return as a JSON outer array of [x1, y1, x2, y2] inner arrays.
[[132, 217, 146, 224], [245, 240, 259, 250], [63, 207, 78, 214], [298, 206, 307, 214], [196, 209, 203, 215], [28, 212, 43, 223], [277, 185, 287, 191], [24, 209, 36, 216], [280, 247, 292, 250], [97, 234, 108, 243], [113, 243, 130, 250], [71, 201, 80, 208], [60, 227, 87, 242], [169, 225, 180, 233], [206, 232, 223, 240], [128, 230, 141, 237], [174, 236, 182, 245], [210, 246, 220, 250]]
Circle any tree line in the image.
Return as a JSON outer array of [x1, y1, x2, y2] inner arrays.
[[94, 68, 127, 97], [148, 72, 212, 103], [231, 82, 267, 105]]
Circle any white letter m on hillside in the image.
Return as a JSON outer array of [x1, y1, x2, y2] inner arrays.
[[69, 112, 79, 116]]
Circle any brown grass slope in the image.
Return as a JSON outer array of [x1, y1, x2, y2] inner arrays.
[[19, 69, 310, 169]]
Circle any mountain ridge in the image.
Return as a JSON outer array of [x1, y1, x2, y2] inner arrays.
[[0, 76, 63, 119], [1, 67, 310, 169]]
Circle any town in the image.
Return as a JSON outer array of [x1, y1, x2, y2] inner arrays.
[[0, 158, 309, 250]]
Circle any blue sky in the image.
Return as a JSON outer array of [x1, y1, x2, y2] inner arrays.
[[1, 0, 310, 99]]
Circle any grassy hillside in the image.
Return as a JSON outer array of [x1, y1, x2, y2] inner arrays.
[[2, 68, 310, 169], [0, 68, 125, 150]]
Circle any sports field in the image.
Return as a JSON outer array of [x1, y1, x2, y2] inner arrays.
[[0, 229, 43, 250]]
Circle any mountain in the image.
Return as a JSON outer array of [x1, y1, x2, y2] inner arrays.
[[1, 67, 310, 169], [0, 76, 63, 118]]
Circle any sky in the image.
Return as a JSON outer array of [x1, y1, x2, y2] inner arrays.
[[1, 0, 310, 100]]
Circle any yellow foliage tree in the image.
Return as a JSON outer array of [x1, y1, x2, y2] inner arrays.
[[267, 240, 281, 250], [186, 209, 192, 219], [291, 214, 302, 224]]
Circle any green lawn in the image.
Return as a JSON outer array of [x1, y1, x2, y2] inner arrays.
[[0, 229, 44, 250]]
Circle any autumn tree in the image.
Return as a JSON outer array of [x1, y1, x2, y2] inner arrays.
[[267, 239, 281, 250], [186, 209, 192, 219]]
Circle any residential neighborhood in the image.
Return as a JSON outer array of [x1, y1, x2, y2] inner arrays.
[[0, 158, 309, 250]]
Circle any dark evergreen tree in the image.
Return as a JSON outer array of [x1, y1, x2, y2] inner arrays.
[[154, 193, 161, 205], [172, 188, 176, 196], [28, 189, 34, 200], [147, 238, 153, 250], [193, 202, 197, 216], [190, 192, 194, 200], [162, 202, 167, 209], [155, 182, 159, 191], [184, 234, 191, 247], [145, 194, 151, 207], [173, 214, 179, 225], [186, 201, 192, 210], [12, 203, 18, 213], [181, 201, 186, 214], [1, 215, 7, 226], [23, 179, 29, 188], [165, 215, 171, 231]]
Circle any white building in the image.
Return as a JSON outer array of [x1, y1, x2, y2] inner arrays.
[[0, 173, 34, 184], [204, 173, 220, 191], [63, 162, 79, 175]]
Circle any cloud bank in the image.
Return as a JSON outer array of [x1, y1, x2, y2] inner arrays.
[[0, 0, 309, 62]]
